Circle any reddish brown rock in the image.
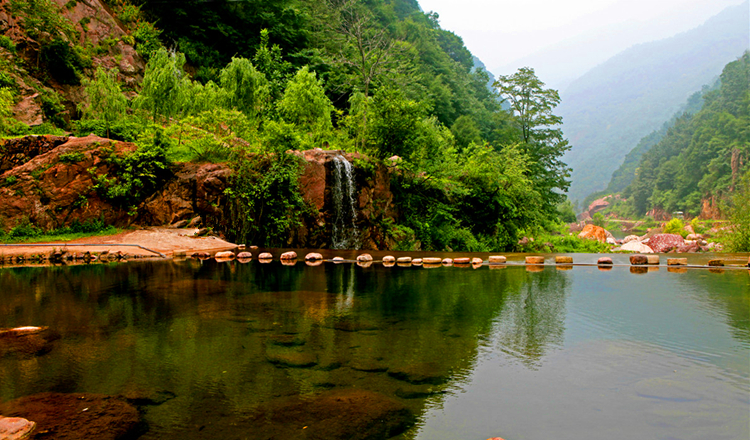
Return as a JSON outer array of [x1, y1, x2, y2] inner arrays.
[[471, 257, 483, 265], [356, 254, 373, 262], [280, 251, 297, 260], [258, 253, 273, 260], [237, 252, 252, 259], [578, 224, 608, 243], [382, 255, 396, 263], [525, 256, 545, 265], [396, 256, 412, 263], [453, 257, 471, 264], [555, 256, 573, 264], [0, 326, 60, 359], [647, 234, 685, 253], [488, 256, 506, 264], [243, 389, 415, 440], [305, 252, 323, 261], [597, 257, 613, 265], [630, 255, 648, 265], [0, 416, 36, 440], [0, 393, 140, 440]]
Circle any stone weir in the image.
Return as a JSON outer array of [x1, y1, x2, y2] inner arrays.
[[0, 136, 397, 250]]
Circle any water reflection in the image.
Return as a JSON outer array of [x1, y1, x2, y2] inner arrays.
[[0, 261, 747, 440]]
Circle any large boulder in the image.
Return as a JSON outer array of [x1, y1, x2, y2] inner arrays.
[[0, 393, 140, 440], [620, 241, 654, 253], [623, 235, 639, 244], [647, 234, 685, 253], [578, 224, 608, 243]]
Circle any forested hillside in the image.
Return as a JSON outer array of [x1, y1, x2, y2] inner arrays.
[[621, 52, 749, 218], [559, 1, 749, 205], [0, 0, 572, 251]]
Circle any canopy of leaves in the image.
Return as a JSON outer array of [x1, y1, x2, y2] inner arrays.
[[622, 52, 750, 217]]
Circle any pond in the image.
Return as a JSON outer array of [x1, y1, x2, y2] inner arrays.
[[0, 255, 748, 439]]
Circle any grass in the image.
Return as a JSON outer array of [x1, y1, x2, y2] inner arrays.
[[0, 226, 119, 244]]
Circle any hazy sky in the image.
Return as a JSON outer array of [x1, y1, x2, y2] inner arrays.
[[417, 0, 746, 90]]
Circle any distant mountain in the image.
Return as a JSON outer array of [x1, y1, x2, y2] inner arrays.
[[558, 1, 750, 205]]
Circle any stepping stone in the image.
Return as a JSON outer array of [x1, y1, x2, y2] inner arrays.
[[707, 259, 724, 267], [667, 258, 687, 266], [280, 251, 297, 260], [629, 255, 648, 265], [422, 257, 442, 264], [488, 256, 506, 264], [525, 256, 545, 265], [597, 257, 613, 265], [396, 257, 412, 263], [305, 253, 323, 261], [646, 255, 660, 265], [356, 254, 373, 262], [382, 256, 395, 263], [555, 256, 573, 264]]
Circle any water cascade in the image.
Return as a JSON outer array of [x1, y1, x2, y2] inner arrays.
[[331, 155, 359, 249]]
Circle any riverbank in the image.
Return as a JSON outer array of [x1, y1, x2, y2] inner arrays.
[[0, 227, 239, 264]]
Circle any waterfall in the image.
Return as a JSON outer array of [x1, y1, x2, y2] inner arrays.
[[331, 155, 359, 249]]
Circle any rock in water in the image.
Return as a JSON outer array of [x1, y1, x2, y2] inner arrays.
[[305, 253, 323, 261], [525, 256, 545, 265], [555, 256, 573, 264], [0, 393, 140, 440], [597, 257, 613, 265], [382, 255, 396, 263], [647, 234, 685, 253], [630, 255, 648, 265], [356, 254, 373, 262], [0, 416, 36, 440], [488, 256, 506, 264], [0, 327, 60, 359], [214, 251, 235, 260], [578, 224, 608, 243], [280, 251, 298, 260], [245, 389, 415, 440]]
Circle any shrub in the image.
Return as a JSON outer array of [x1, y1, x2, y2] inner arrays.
[[59, 152, 86, 163], [663, 218, 686, 237], [0, 36, 16, 53]]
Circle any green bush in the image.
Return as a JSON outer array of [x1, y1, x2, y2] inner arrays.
[[0, 36, 16, 53], [663, 218, 686, 237], [59, 152, 86, 163], [132, 21, 162, 59], [9, 218, 43, 238], [73, 117, 144, 142]]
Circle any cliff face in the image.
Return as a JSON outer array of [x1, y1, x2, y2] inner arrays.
[[0, 136, 397, 249], [0, 0, 145, 126]]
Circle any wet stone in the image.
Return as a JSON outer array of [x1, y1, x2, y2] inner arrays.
[[266, 351, 318, 369], [0, 416, 36, 440], [707, 259, 724, 267], [246, 389, 416, 440], [0, 327, 60, 359], [350, 359, 389, 373], [0, 393, 140, 440], [630, 255, 648, 265], [555, 256, 573, 264], [268, 334, 306, 347], [395, 386, 448, 400], [525, 256, 545, 265], [388, 362, 449, 385]]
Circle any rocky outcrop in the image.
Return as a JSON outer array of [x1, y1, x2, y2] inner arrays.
[[578, 224, 608, 243], [647, 234, 685, 253], [0, 135, 136, 231], [0, 136, 398, 249], [289, 149, 396, 250]]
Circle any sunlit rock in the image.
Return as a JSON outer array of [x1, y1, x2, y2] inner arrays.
[[578, 224, 608, 243], [620, 241, 654, 253]]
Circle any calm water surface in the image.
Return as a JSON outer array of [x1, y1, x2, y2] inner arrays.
[[0, 257, 748, 439]]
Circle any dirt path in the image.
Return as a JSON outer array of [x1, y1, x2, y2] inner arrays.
[[0, 228, 238, 261]]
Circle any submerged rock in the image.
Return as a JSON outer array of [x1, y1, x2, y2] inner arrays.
[[247, 389, 415, 440], [388, 362, 450, 385], [0, 327, 60, 359], [266, 351, 318, 368], [0, 393, 140, 440]]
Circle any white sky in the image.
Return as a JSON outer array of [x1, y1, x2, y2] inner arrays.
[[417, 0, 747, 90]]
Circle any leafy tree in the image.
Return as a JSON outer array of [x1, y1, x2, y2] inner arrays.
[[219, 57, 270, 119], [367, 87, 426, 160], [253, 29, 293, 100], [494, 67, 571, 214], [135, 48, 191, 122], [727, 172, 750, 252], [277, 66, 333, 135], [80, 67, 128, 138]]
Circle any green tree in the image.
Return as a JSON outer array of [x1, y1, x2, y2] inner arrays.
[[80, 67, 127, 138], [219, 57, 270, 119], [727, 172, 750, 252], [494, 67, 571, 214], [367, 87, 426, 160], [135, 48, 190, 122], [277, 66, 333, 135]]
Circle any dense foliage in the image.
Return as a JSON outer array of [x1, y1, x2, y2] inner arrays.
[[3, 0, 575, 249], [622, 52, 749, 217]]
